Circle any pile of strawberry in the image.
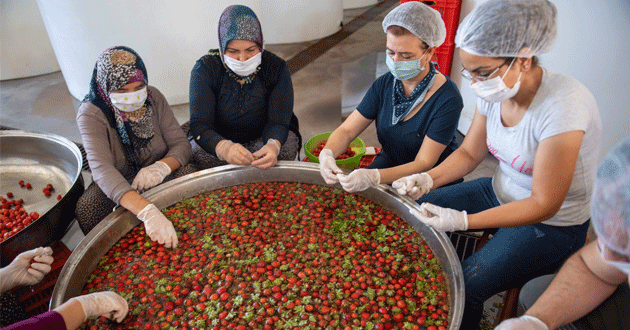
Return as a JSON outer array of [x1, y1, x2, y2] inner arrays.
[[81, 182, 449, 330], [312, 140, 356, 160], [0, 197, 39, 242], [1, 182, 63, 242]]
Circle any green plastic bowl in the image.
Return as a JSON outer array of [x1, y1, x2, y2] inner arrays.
[[304, 132, 366, 170]]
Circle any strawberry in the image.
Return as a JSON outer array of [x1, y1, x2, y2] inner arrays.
[[80, 182, 451, 329]]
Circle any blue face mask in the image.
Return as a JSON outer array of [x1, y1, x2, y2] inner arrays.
[[386, 51, 428, 81]]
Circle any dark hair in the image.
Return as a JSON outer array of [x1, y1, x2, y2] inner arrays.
[[386, 25, 429, 50], [498, 56, 540, 67]]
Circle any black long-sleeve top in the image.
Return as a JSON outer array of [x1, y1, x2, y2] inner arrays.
[[188, 50, 294, 156]]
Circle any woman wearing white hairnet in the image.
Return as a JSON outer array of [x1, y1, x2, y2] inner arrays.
[[319, 2, 464, 192], [497, 137, 630, 330], [392, 0, 602, 327]]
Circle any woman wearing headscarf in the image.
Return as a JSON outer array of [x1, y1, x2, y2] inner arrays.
[[76, 46, 198, 248], [392, 0, 602, 327], [188, 5, 301, 170], [318, 2, 463, 193]]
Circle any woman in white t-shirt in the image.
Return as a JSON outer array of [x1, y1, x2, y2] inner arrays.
[[392, 0, 602, 328]]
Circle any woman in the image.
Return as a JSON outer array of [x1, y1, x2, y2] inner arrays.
[[76, 46, 197, 248], [0, 247, 127, 330], [393, 0, 602, 328], [189, 5, 301, 170], [318, 2, 463, 192]]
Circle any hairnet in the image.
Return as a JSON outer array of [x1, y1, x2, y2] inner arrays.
[[454, 0, 557, 57], [592, 137, 630, 256], [382, 2, 446, 48]]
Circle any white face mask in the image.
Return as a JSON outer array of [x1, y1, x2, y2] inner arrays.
[[470, 59, 522, 103], [109, 86, 148, 112], [223, 52, 262, 77]]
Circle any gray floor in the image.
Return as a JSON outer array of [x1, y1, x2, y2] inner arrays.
[[1, 3, 503, 326]]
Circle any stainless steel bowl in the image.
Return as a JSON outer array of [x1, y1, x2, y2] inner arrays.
[[0, 131, 84, 266], [51, 161, 463, 329]]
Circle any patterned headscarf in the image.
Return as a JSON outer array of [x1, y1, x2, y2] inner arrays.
[[218, 5, 263, 60], [84, 46, 155, 172]]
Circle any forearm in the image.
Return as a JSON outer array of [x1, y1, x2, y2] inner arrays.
[[119, 190, 150, 215], [325, 128, 356, 158], [159, 156, 181, 172], [526, 246, 620, 329], [378, 160, 434, 184], [262, 123, 289, 146], [427, 147, 484, 188], [189, 120, 224, 155], [56, 299, 86, 330], [467, 196, 559, 229]]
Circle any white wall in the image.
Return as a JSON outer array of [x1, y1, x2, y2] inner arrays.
[[344, 0, 378, 10], [455, 0, 630, 160], [1, 0, 59, 80], [36, 0, 342, 105], [259, 0, 342, 44]]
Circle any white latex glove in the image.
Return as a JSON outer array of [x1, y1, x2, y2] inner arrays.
[[338, 169, 380, 192], [252, 139, 280, 170], [318, 149, 343, 184], [131, 161, 171, 191], [495, 315, 549, 330], [392, 173, 433, 200], [0, 247, 53, 293], [70, 291, 128, 323], [410, 202, 468, 232], [217, 140, 254, 165], [137, 204, 178, 248]]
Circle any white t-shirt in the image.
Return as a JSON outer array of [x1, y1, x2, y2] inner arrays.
[[478, 68, 602, 226]]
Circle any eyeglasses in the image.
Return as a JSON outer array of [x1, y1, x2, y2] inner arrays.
[[460, 59, 511, 81]]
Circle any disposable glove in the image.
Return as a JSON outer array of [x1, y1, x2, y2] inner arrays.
[[70, 291, 128, 323], [392, 173, 433, 200], [338, 169, 380, 192], [137, 204, 178, 248], [216, 140, 254, 165], [252, 139, 281, 170], [495, 315, 549, 330], [410, 203, 468, 232], [0, 246, 53, 293], [131, 161, 171, 191], [318, 149, 343, 184]]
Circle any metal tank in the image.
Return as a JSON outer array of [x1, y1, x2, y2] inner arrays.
[[51, 161, 463, 329]]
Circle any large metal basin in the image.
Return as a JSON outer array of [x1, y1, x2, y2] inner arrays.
[[51, 161, 463, 329], [0, 130, 84, 266]]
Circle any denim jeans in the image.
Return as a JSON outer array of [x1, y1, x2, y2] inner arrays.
[[418, 178, 590, 329]]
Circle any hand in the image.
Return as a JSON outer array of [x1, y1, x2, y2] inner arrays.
[[495, 315, 549, 330], [137, 204, 178, 248], [70, 291, 128, 323], [392, 173, 433, 200], [338, 169, 380, 192], [410, 203, 468, 232], [318, 149, 343, 184], [0, 247, 53, 293], [252, 139, 280, 170], [131, 161, 172, 191], [217, 140, 254, 165]]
